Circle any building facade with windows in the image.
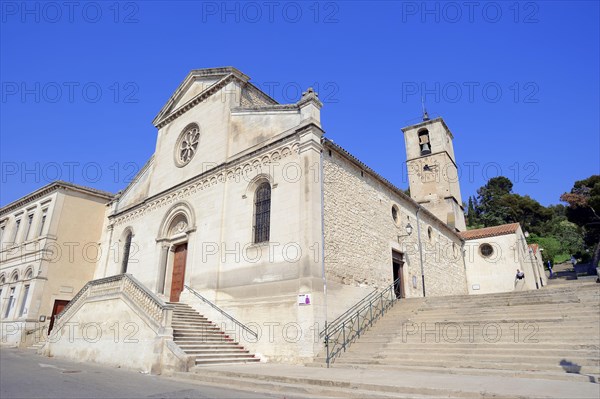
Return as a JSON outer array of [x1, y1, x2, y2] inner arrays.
[[0, 181, 112, 347], [40, 67, 540, 371]]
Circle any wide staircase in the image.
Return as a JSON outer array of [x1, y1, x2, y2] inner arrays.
[[327, 279, 600, 382], [169, 302, 260, 366]]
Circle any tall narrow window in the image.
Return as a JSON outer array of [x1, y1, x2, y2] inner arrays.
[[253, 182, 271, 243], [12, 219, 21, 243], [121, 232, 133, 274], [0, 225, 5, 246], [19, 285, 29, 316], [38, 209, 47, 237], [5, 287, 15, 318], [25, 214, 34, 241]]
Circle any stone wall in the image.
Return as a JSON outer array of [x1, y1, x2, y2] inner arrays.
[[322, 143, 467, 321]]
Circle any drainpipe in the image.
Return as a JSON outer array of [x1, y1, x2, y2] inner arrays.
[[415, 206, 426, 297], [461, 239, 468, 293], [320, 144, 328, 342]]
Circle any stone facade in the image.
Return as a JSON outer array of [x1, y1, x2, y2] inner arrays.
[[322, 140, 468, 320], [402, 118, 466, 232], [55, 68, 326, 364], [0, 182, 112, 347]]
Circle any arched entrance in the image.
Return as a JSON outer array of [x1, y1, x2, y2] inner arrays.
[[156, 202, 196, 303]]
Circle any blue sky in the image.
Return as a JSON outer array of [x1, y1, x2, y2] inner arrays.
[[1, 0, 599, 207]]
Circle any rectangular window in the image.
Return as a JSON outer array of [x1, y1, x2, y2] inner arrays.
[[13, 219, 21, 243], [19, 285, 29, 316], [0, 225, 5, 245], [25, 214, 34, 241], [38, 210, 48, 237]]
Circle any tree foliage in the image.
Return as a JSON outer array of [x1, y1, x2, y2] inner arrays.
[[560, 175, 600, 267], [465, 176, 588, 263]]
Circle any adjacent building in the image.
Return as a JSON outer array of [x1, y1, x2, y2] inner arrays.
[[0, 181, 112, 346]]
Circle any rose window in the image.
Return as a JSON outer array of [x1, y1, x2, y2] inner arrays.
[[175, 124, 200, 167]]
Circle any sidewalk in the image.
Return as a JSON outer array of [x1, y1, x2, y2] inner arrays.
[[173, 362, 600, 398]]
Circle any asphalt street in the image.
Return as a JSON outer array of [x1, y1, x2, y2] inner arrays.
[[0, 348, 286, 399]]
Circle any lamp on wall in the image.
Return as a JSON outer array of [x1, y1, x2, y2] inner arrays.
[[397, 223, 413, 242]]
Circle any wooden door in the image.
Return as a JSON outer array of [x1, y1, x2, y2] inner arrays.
[[170, 243, 188, 302], [48, 299, 70, 335]]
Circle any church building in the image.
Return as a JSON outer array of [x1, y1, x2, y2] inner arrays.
[[1, 67, 545, 372]]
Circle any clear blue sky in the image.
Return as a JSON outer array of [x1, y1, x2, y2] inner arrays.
[[1, 1, 599, 207]]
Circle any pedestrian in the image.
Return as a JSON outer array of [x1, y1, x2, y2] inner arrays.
[[547, 260, 554, 278], [570, 255, 577, 267], [514, 269, 525, 290]]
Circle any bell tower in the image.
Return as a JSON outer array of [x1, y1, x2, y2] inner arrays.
[[402, 114, 466, 231]]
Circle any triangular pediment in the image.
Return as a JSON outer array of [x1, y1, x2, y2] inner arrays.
[[153, 67, 250, 128]]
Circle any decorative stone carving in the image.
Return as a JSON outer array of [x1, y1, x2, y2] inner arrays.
[[112, 142, 299, 227]]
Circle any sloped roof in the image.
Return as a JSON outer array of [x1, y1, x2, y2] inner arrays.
[[459, 223, 520, 240], [1, 181, 113, 216], [323, 138, 463, 240]]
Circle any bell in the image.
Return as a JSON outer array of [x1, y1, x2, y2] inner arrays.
[[420, 143, 431, 155]]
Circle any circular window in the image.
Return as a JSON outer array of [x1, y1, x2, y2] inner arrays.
[[392, 205, 399, 225], [174, 124, 200, 167], [480, 243, 494, 257]]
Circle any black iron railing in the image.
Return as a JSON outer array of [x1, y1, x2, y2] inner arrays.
[[184, 285, 258, 339], [321, 278, 400, 367]]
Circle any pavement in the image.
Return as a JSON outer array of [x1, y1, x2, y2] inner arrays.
[[2, 343, 599, 399], [0, 348, 293, 399]]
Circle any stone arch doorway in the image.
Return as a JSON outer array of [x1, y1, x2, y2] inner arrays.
[[156, 202, 195, 302]]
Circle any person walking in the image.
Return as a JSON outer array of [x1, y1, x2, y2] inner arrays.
[[514, 269, 525, 290], [547, 260, 554, 278]]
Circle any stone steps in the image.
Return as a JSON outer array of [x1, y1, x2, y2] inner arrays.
[[326, 281, 600, 381], [335, 357, 600, 376], [168, 302, 259, 366]]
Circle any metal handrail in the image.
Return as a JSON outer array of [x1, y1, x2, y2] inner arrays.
[[184, 285, 258, 339], [320, 287, 379, 337], [323, 278, 400, 367]]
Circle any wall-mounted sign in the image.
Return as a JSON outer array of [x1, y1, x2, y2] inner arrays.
[[472, 284, 480, 290], [298, 294, 311, 305]]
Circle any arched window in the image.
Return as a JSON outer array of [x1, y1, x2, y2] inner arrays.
[[121, 232, 133, 274], [253, 182, 271, 243], [418, 129, 431, 156]]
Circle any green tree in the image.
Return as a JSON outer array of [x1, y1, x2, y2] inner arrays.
[[552, 220, 584, 257], [499, 194, 552, 235], [561, 175, 600, 267], [477, 176, 514, 227], [474, 176, 552, 232], [527, 234, 562, 264]]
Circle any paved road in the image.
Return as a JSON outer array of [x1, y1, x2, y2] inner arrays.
[[0, 348, 286, 399]]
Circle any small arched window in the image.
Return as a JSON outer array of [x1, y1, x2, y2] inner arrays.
[[253, 182, 271, 243], [25, 268, 33, 280], [418, 129, 431, 156], [121, 232, 133, 274]]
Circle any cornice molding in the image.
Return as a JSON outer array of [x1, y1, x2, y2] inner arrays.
[[1, 181, 113, 217], [153, 73, 238, 129], [109, 135, 302, 228]]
